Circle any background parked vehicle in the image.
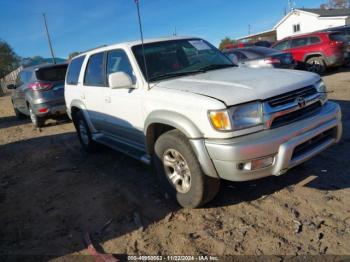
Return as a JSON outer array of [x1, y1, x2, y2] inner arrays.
[[223, 47, 295, 69], [224, 40, 273, 50], [272, 32, 347, 74], [320, 26, 350, 66], [7, 63, 68, 127]]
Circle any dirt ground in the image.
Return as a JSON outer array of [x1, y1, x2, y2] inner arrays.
[[0, 68, 350, 260]]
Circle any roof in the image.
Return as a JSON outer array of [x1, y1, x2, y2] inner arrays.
[[274, 8, 350, 29], [23, 63, 68, 72], [300, 8, 350, 17], [236, 29, 276, 41], [75, 36, 197, 58]]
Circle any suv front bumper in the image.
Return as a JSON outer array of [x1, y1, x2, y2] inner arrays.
[[204, 101, 342, 182]]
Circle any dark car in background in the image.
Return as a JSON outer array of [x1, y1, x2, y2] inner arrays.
[[272, 32, 347, 74], [223, 46, 295, 69], [7, 63, 68, 127]]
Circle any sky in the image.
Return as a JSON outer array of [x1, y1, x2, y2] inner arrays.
[[0, 0, 326, 59]]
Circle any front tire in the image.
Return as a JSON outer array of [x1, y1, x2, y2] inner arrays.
[[306, 57, 326, 75], [29, 105, 45, 128], [153, 130, 220, 208], [73, 111, 97, 152]]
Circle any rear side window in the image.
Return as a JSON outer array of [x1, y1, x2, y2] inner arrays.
[[309, 36, 321, 44], [66, 56, 85, 85], [291, 37, 308, 48], [329, 33, 348, 43], [36, 65, 67, 81], [84, 52, 105, 86]]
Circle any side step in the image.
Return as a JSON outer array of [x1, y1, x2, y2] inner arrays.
[[92, 134, 151, 165]]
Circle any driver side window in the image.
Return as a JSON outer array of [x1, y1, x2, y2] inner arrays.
[[106, 50, 135, 85]]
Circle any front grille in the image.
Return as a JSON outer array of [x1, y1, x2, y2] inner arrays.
[[268, 86, 317, 108], [292, 127, 337, 160], [271, 102, 322, 128]]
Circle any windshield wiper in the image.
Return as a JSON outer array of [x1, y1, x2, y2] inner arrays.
[[199, 64, 236, 71], [148, 69, 206, 82]]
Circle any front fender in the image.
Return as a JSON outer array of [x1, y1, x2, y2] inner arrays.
[[144, 110, 203, 139]]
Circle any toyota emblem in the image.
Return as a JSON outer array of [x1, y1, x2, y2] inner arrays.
[[296, 96, 306, 108]]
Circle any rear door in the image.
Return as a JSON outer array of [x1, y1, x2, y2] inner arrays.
[[82, 52, 108, 131], [290, 37, 309, 62], [13, 71, 28, 113]]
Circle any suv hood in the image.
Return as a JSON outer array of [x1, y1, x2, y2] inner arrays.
[[154, 68, 320, 106]]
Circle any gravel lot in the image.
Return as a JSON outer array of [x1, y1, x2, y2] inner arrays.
[[0, 68, 349, 259]]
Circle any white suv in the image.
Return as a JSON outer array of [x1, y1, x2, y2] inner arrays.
[[65, 37, 342, 208]]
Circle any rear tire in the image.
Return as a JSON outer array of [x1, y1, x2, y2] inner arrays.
[[29, 104, 45, 128], [153, 129, 220, 208], [73, 111, 97, 152], [12, 101, 26, 119], [306, 57, 326, 75]]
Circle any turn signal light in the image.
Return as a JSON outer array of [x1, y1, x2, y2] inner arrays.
[[209, 111, 231, 131]]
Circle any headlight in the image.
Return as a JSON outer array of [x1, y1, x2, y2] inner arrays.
[[209, 101, 263, 131], [315, 80, 328, 103]]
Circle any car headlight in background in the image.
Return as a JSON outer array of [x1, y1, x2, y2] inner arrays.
[[315, 80, 328, 103], [209, 101, 263, 131]]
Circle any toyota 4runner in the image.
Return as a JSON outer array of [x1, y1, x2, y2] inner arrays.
[[65, 37, 342, 208]]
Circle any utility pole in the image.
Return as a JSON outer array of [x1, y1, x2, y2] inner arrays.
[[173, 26, 177, 36], [248, 24, 251, 36], [42, 13, 56, 64]]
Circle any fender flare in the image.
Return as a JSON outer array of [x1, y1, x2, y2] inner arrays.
[[303, 52, 325, 62], [144, 110, 203, 139], [69, 99, 97, 133]]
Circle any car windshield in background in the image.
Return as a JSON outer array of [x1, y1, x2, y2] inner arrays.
[[36, 65, 68, 82], [132, 39, 234, 82], [226, 47, 281, 59]]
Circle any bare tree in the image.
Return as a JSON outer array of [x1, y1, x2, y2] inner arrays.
[[320, 0, 350, 8]]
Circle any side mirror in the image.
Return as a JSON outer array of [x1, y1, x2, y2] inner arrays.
[[7, 84, 16, 89], [108, 72, 133, 89], [227, 53, 239, 66]]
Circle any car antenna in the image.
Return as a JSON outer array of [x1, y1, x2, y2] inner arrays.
[[134, 0, 150, 90]]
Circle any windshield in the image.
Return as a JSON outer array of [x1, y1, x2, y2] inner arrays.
[[132, 39, 233, 82]]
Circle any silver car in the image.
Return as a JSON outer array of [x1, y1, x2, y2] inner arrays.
[[7, 63, 68, 127], [224, 47, 296, 69]]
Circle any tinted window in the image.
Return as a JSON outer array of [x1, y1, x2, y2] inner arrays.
[[329, 33, 348, 43], [15, 72, 25, 86], [84, 53, 105, 86], [310, 36, 321, 44], [273, 40, 290, 50], [291, 37, 308, 48], [66, 56, 85, 85], [106, 50, 135, 84], [36, 65, 67, 81]]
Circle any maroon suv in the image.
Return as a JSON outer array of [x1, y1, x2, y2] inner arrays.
[[272, 32, 347, 74]]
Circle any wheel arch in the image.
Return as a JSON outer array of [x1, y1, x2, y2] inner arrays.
[[144, 110, 202, 154], [303, 52, 325, 62], [69, 99, 97, 133]]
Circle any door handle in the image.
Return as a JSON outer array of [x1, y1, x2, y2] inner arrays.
[[105, 96, 111, 103]]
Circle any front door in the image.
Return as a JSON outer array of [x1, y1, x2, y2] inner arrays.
[[102, 49, 145, 150]]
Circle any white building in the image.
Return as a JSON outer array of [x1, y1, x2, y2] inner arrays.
[[274, 8, 350, 40]]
